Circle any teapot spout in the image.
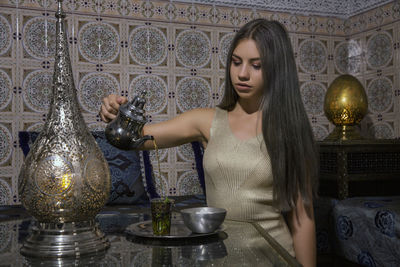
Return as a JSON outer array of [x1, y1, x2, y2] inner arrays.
[[130, 135, 154, 150]]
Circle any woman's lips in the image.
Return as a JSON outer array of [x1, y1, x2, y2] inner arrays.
[[235, 83, 252, 91]]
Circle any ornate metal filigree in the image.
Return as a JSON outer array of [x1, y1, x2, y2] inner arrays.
[[19, 0, 110, 257]]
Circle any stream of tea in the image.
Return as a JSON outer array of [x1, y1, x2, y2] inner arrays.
[[152, 139, 162, 183]]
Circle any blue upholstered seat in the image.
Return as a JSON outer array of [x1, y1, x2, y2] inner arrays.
[[333, 196, 400, 267], [315, 196, 400, 267]]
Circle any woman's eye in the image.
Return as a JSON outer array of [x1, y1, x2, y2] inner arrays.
[[253, 64, 261, 70], [232, 61, 241, 66]]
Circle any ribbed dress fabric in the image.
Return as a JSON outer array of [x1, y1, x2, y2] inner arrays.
[[203, 107, 295, 256]]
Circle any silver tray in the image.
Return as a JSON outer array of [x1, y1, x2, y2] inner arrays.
[[125, 219, 225, 239]]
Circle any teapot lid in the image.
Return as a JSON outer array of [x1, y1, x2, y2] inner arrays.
[[119, 90, 148, 123]]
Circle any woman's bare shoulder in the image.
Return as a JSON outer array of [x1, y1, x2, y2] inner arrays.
[[189, 107, 216, 116], [186, 108, 216, 123], [185, 108, 216, 141]]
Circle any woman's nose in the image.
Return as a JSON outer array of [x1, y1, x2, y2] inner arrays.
[[238, 65, 250, 80]]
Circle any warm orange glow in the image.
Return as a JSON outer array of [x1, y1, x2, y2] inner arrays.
[[61, 173, 72, 190]]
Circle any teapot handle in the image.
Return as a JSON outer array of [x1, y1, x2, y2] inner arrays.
[[130, 135, 154, 150]]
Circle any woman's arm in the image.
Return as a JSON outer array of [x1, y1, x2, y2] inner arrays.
[[287, 196, 316, 267], [99, 94, 214, 150], [141, 108, 214, 150]]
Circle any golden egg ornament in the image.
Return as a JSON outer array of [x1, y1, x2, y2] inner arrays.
[[324, 74, 368, 141]]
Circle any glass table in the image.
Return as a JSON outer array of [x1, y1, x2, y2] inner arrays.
[[0, 204, 301, 266]]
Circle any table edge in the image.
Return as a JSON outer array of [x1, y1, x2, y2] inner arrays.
[[251, 222, 302, 267]]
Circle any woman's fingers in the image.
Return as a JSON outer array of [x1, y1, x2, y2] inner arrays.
[[100, 95, 119, 122], [100, 104, 117, 122], [102, 95, 118, 114], [99, 111, 109, 123], [117, 96, 128, 105], [108, 97, 122, 112], [99, 95, 128, 123]]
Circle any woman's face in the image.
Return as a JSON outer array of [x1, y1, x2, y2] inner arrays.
[[230, 38, 264, 102]]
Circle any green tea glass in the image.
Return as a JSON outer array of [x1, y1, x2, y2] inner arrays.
[[151, 198, 173, 236]]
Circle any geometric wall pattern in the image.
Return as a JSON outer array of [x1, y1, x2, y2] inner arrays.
[[0, 0, 399, 204], [178, 0, 394, 18]]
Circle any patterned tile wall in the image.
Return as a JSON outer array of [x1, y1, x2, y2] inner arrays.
[[176, 0, 394, 18], [346, 3, 400, 139], [0, 0, 399, 205]]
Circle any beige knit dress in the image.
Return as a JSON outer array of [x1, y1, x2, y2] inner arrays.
[[203, 107, 295, 256]]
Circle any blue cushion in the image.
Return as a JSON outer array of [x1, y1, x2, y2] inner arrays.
[[18, 131, 148, 205], [332, 196, 400, 266]]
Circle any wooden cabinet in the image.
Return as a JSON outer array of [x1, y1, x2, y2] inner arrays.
[[318, 139, 400, 199]]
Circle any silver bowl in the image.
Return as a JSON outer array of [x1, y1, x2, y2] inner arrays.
[[180, 207, 226, 234]]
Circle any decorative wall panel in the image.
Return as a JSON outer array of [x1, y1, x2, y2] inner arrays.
[[0, 0, 398, 205], [175, 0, 394, 18]]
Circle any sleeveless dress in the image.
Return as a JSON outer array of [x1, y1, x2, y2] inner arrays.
[[203, 107, 295, 256]]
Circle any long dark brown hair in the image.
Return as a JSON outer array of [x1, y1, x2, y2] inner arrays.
[[218, 19, 318, 217]]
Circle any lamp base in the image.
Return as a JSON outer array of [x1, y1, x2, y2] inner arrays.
[[324, 125, 365, 141], [20, 220, 110, 258]]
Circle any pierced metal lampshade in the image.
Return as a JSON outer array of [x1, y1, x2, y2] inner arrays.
[[324, 74, 368, 141], [18, 0, 111, 257]]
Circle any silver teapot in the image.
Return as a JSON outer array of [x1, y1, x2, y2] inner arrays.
[[105, 91, 153, 150]]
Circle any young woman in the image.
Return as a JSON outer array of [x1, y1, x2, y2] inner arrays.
[[100, 19, 318, 267]]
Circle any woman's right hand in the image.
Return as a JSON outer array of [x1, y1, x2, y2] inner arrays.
[[99, 94, 128, 123]]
